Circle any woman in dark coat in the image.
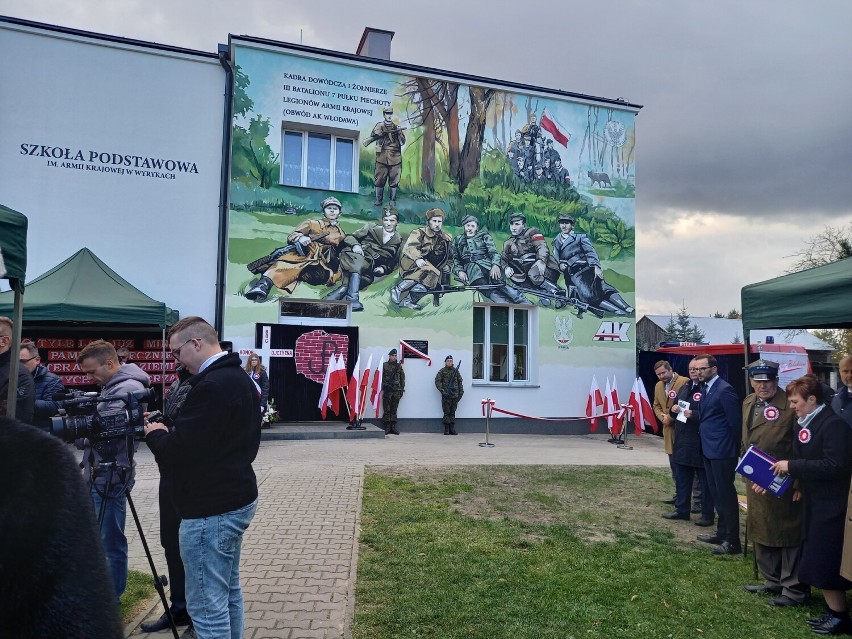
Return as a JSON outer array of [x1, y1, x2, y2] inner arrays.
[[767, 375, 852, 635], [244, 352, 269, 413]]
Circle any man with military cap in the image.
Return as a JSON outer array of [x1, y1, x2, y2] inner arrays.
[[452, 215, 529, 304], [363, 107, 406, 207], [551, 214, 633, 315], [741, 359, 809, 606], [245, 197, 347, 302], [381, 349, 405, 435], [392, 208, 452, 310], [501, 212, 564, 307], [324, 206, 402, 311], [435, 355, 463, 435]]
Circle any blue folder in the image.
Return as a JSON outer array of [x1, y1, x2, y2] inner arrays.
[[736, 445, 793, 497]]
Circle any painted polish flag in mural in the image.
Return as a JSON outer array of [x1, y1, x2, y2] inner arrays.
[[540, 108, 571, 147]]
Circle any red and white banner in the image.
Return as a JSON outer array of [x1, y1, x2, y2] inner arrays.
[[400, 340, 431, 365], [585, 375, 604, 430], [540, 107, 571, 147]]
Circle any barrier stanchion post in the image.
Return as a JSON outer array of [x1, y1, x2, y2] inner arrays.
[[618, 403, 633, 450], [479, 398, 495, 448]]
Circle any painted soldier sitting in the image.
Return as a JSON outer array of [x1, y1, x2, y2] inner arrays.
[[501, 212, 565, 307], [391, 208, 452, 310]]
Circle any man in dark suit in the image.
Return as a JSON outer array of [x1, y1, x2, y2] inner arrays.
[[691, 354, 743, 555]]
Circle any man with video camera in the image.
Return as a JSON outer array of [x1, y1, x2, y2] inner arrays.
[[76, 339, 150, 602], [144, 317, 261, 639]]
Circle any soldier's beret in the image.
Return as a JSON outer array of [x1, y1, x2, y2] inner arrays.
[[388, 348, 397, 356], [748, 359, 779, 381], [445, 355, 453, 362], [461, 214, 478, 226], [558, 215, 575, 224], [546, 139, 554, 145], [382, 106, 393, 114], [320, 196, 342, 210], [509, 212, 526, 223], [424, 208, 445, 221]]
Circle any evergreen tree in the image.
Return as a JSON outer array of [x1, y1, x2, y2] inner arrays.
[[661, 304, 706, 343]]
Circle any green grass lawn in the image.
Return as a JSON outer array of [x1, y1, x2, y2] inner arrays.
[[354, 466, 826, 639], [121, 569, 156, 623]]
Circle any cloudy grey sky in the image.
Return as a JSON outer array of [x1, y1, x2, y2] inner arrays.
[[3, 0, 851, 317]]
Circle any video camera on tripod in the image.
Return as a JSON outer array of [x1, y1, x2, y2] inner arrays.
[[45, 387, 156, 444]]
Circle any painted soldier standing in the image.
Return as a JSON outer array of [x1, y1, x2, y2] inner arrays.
[[363, 106, 406, 207], [325, 207, 402, 311], [391, 208, 452, 310], [245, 196, 346, 302], [551, 158, 570, 184], [452, 214, 528, 304], [551, 214, 633, 315], [381, 349, 405, 435], [501, 212, 564, 307], [435, 355, 463, 435]]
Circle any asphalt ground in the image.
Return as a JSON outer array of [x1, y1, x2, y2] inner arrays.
[[126, 431, 667, 638]]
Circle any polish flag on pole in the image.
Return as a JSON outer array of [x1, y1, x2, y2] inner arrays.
[[318, 355, 334, 419], [346, 354, 361, 421], [610, 377, 624, 436], [328, 354, 348, 417], [371, 355, 385, 417], [540, 107, 571, 147], [628, 377, 656, 435], [357, 355, 373, 419], [585, 375, 604, 431], [637, 377, 656, 433], [603, 377, 612, 432]]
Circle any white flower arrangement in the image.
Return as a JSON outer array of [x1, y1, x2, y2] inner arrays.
[[262, 399, 279, 425]]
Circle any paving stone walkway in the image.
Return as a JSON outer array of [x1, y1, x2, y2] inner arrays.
[[126, 432, 666, 638]]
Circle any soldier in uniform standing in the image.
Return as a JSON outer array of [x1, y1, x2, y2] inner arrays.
[[324, 207, 402, 311], [391, 208, 452, 310], [245, 197, 346, 302], [551, 158, 571, 184], [381, 349, 405, 435], [741, 360, 809, 606], [501, 212, 564, 307], [551, 215, 633, 315], [435, 355, 463, 435], [452, 215, 528, 304], [363, 106, 406, 207]]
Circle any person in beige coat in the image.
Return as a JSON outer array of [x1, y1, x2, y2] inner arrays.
[[740, 360, 808, 607], [652, 361, 688, 504]]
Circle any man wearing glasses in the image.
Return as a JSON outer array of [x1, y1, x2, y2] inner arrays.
[[145, 317, 261, 639], [0, 316, 34, 422], [75, 339, 150, 602], [691, 354, 743, 556], [19, 340, 65, 429]]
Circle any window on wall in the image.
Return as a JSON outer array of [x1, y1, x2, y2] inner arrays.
[[472, 305, 533, 384], [281, 127, 356, 192]]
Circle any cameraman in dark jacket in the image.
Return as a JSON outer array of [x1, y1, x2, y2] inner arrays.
[[19, 340, 65, 429], [145, 317, 261, 639]]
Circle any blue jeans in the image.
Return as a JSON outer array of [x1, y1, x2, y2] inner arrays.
[[90, 477, 134, 602], [180, 499, 258, 639]]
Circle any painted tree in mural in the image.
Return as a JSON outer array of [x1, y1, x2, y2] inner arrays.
[[458, 86, 496, 193], [578, 106, 635, 181], [401, 78, 460, 190], [231, 66, 280, 188]]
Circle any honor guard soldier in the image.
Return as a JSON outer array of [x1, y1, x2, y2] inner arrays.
[[381, 349, 405, 435], [434, 355, 463, 435]]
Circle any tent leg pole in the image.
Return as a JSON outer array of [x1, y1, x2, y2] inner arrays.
[[5, 282, 24, 420]]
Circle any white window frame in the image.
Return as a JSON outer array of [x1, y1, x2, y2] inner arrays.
[[280, 122, 359, 193], [472, 304, 538, 386]]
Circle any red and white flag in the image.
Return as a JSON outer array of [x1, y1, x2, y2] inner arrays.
[[585, 375, 604, 430], [638, 377, 656, 433], [609, 376, 624, 436], [628, 377, 656, 435], [540, 107, 571, 147], [603, 377, 612, 433], [356, 354, 373, 419], [319, 353, 347, 419], [346, 354, 361, 420], [371, 355, 385, 417]]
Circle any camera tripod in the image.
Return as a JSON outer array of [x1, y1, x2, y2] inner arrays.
[[91, 437, 181, 639]]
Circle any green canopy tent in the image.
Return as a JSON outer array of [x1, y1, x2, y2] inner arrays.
[[0, 247, 179, 399], [0, 204, 28, 419], [741, 256, 852, 374]]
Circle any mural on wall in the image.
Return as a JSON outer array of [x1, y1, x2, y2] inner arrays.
[[225, 43, 637, 359]]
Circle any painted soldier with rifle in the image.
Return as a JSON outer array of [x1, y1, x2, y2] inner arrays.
[[501, 212, 567, 308], [381, 349, 405, 435], [363, 106, 406, 207], [390, 208, 452, 310]]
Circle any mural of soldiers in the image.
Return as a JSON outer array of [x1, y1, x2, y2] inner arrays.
[[391, 208, 453, 310], [452, 215, 529, 304], [501, 212, 565, 307], [551, 214, 634, 315], [543, 138, 561, 166], [514, 156, 531, 181], [520, 113, 544, 159], [363, 106, 406, 207], [245, 196, 346, 302], [532, 164, 547, 182], [381, 349, 405, 435], [551, 158, 570, 184], [434, 355, 463, 435], [324, 207, 402, 311]]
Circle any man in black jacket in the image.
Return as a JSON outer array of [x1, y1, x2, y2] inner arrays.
[[145, 317, 261, 639], [0, 316, 34, 423], [19, 340, 65, 429]]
